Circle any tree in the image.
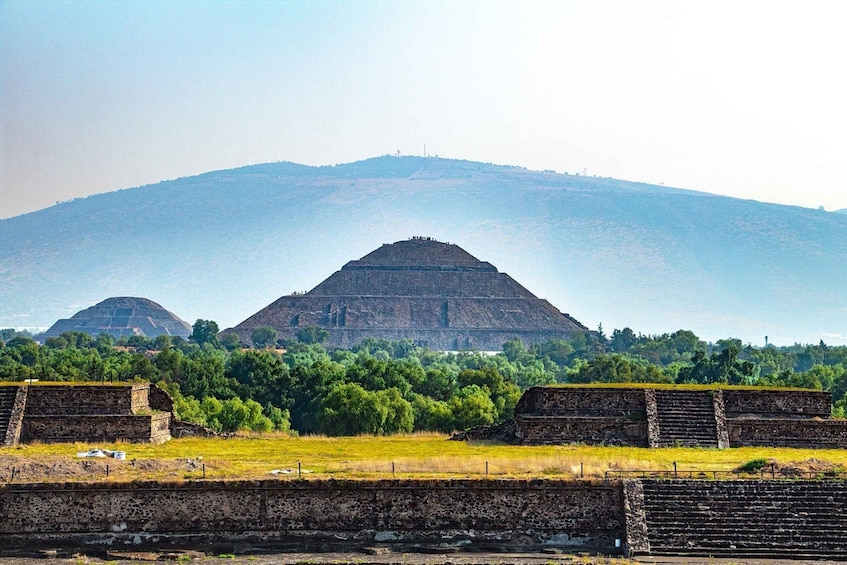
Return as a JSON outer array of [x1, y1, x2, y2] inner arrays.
[[533, 339, 574, 367], [319, 382, 389, 435], [609, 328, 637, 352], [190, 319, 219, 348], [449, 385, 496, 430], [296, 325, 329, 345], [572, 353, 671, 384], [219, 333, 242, 351], [457, 366, 521, 420], [251, 326, 278, 349], [377, 387, 414, 434], [126, 334, 151, 350], [502, 337, 526, 363], [411, 394, 453, 432], [153, 335, 171, 351], [226, 348, 292, 408], [414, 367, 456, 401]]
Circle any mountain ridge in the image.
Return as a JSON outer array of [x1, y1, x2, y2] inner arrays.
[[1, 156, 845, 346]]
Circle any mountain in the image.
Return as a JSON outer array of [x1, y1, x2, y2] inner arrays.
[[1, 156, 845, 345]]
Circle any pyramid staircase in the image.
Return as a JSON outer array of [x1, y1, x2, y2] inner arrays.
[[638, 479, 847, 557], [0, 385, 26, 446], [653, 390, 719, 448]]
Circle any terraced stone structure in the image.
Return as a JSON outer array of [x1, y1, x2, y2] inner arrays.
[[40, 296, 192, 340], [225, 237, 589, 351], [3, 477, 847, 558], [464, 386, 847, 448], [0, 383, 171, 445], [624, 479, 847, 557]]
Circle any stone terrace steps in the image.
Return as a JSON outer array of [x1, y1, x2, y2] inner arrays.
[[0, 386, 19, 446], [639, 479, 847, 556], [654, 390, 718, 448]]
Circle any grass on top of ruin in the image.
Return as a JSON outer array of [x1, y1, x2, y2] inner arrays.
[[4, 433, 847, 483]]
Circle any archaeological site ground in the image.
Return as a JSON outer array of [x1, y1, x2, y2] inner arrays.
[[3, 382, 847, 560]]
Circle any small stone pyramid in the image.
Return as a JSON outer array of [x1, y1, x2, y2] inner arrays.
[[41, 297, 192, 339]]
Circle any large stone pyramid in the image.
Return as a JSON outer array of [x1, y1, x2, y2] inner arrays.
[[228, 237, 588, 350], [41, 297, 192, 340]]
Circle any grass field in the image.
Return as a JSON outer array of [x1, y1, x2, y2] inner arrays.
[[4, 433, 847, 482]]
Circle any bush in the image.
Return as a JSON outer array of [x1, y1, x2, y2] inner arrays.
[[736, 458, 770, 473]]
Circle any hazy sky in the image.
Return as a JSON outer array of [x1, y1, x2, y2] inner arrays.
[[2, 0, 846, 219]]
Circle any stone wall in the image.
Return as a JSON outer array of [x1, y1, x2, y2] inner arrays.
[[502, 386, 847, 449], [258, 325, 577, 352], [146, 384, 175, 413], [516, 387, 646, 417], [728, 419, 847, 448], [0, 479, 625, 553], [21, 413, 171, 444], [23, 384, 149, 416], [12, 383, 173, 445], [723, 389, 831, 418], [635, 479, 847, 556], [1, 385, 27, 446], [4, 477, 847, 558], [516, 416, 646, 446]]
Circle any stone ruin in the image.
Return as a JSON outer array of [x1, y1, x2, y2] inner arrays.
[[225, 237, 589, 350], [40, 296, 192, 340], [457, 385, 847, 448], [0, 382, 211, 447]]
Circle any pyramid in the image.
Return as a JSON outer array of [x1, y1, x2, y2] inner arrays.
[[41, 297, 192, 340], [227, 237, 588, 350]]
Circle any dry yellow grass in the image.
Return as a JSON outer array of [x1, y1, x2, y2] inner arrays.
[[4, 433, 847, 482]]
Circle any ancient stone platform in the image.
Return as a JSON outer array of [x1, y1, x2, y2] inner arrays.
[[3, 477, 847, 559], [0, 383, 171, 445], [462, 385, 847, 449]]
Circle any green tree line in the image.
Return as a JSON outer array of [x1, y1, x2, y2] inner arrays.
[[2, 322, 847, 435]]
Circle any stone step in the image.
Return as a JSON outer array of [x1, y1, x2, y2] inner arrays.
[[0, 386, 23, 446], [648, 534, 847, 546], [656, 429, 716, 434], [656, 425, 716, 432], [646, 491, 847, 497], [643, 492, 847, 500], [648, 546, 847, 559], [644, 498, 847, 506], [646, 516, 847, 527], [657, 412, 715, 418], [639, 479, 847, 557], [649, 538, 847, 550]]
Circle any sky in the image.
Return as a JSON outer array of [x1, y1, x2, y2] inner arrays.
[[2, 0, 847, 219]]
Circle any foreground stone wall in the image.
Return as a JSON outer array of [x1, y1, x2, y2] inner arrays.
[[0, 479, 624, 553]]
